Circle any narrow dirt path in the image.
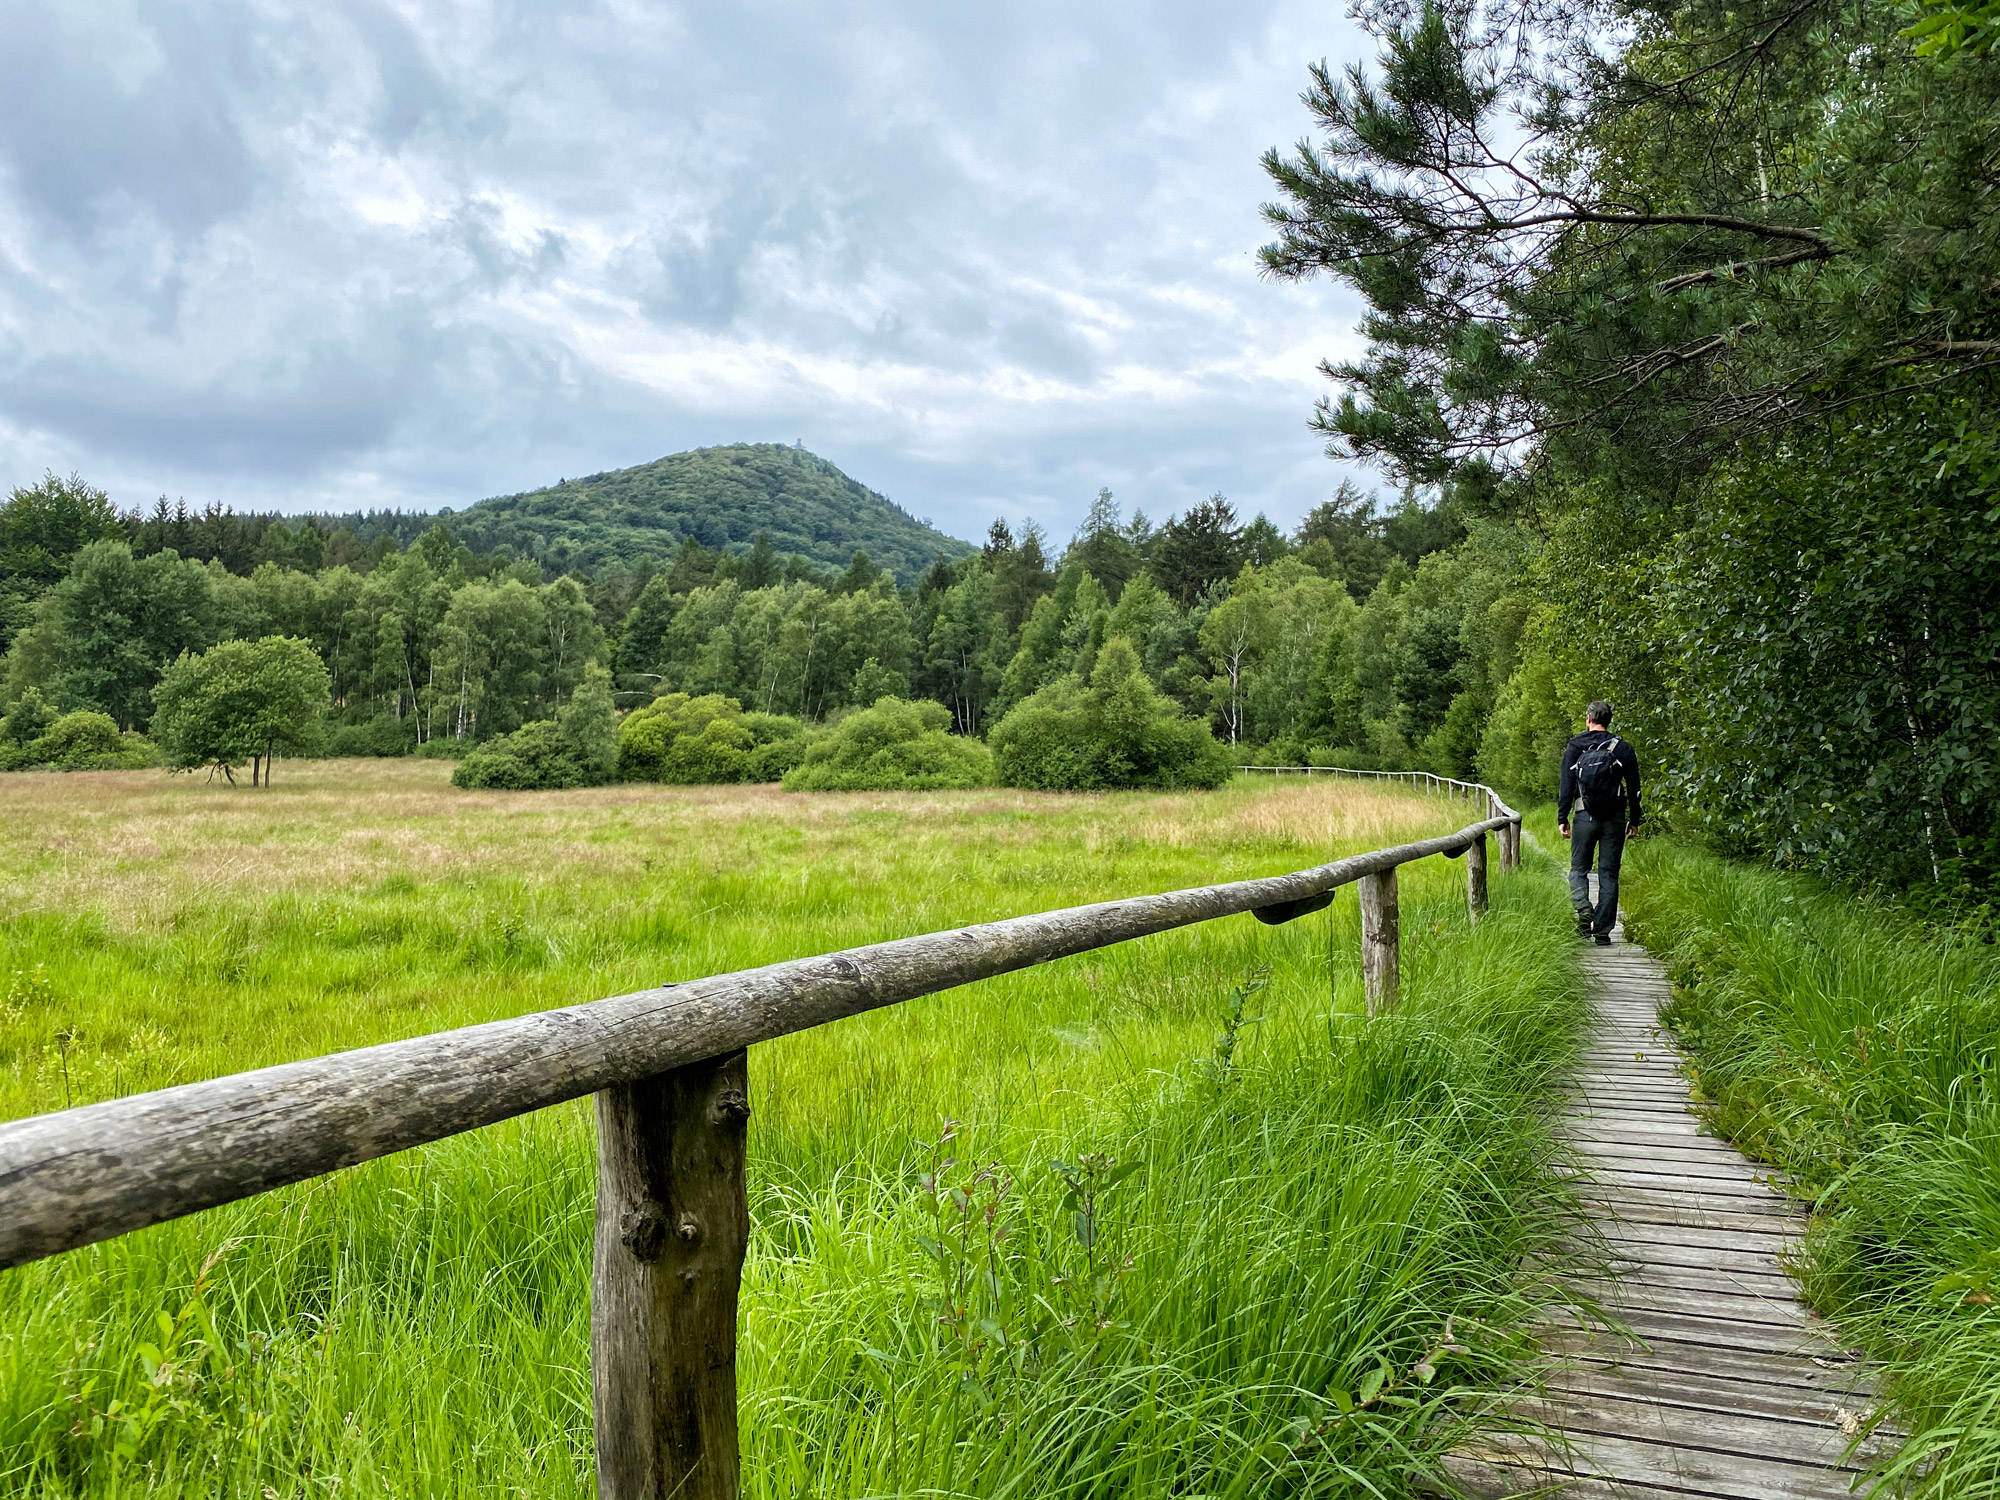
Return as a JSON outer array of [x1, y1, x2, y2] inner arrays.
[[1439, 900, 1888, 1498]]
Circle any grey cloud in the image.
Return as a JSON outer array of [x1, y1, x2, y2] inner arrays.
[[0, 0, 1378, 539], [0, 5, 260, 242]]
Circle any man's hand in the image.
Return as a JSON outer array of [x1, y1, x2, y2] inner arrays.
[[1626, 824, 1638, 838], [1559, 823, 1570, 840]]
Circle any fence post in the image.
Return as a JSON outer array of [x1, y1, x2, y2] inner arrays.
[[1503, 820, 1520, 872], [1467, 833, 1487, 921], [1359, 869, 1399, 1015], [594, 1050, 751, 1500]]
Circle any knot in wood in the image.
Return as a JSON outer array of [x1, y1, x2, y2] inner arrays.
[[677, 1212, 702, 1245], [618, 1202, 669, 1262], [713, 1088, 751, 1123]]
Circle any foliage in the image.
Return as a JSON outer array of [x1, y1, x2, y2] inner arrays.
[[450, 665, 619, 791], [0, 709, 159, 772], [1259, 0, 2000, 486], [617, 691, 803, 785], [324, 444, 973, 581], [989, 638, 1234, 791], [782, 697, 994, 791], [0, 474, 123, 652], [151, 637, 331, 784], [1652, 400, 2000, 891], [1621, 839, 2000, 1495], [4, 542, 215, 731]]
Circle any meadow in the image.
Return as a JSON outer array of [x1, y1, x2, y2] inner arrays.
[[1623, 843, 2000, 1496], [0, 762, 1586, 1497]]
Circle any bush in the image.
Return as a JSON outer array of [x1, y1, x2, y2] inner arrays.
[[618, 693, 803, 784], [452, 665, 619, 791], [782, 697, 993, 791], [0, 687, 58, 769], [989, 638, 1232, 791], [322, 717, 417, 758], [11, 710, 161, 771]]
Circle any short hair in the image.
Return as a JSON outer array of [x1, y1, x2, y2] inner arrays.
[[1586, 699, 1614, 727]]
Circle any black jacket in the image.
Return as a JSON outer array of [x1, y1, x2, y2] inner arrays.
[[1558, 730, 1643, 826]]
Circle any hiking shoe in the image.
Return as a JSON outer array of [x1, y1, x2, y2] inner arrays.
[[1593, 934, 1612, 946]]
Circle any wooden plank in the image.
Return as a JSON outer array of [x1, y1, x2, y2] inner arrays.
[[1592, 1222, 1801, 1260], [1593, 1263, 1806, 1301], [1548, 1336, 1876, 1395], [1563, 1145, 1774, 1181], [1578, 1171, 1788, 1205], [1445, 1430, 1873, 1500], [1510, 1390, 1891, 1467], [1547, 1302, 1851, 1358], [1589, 1283, 1831, 1331], [1544, 1364, 1889, 1431], [1577, 1198, 1804, 1235]]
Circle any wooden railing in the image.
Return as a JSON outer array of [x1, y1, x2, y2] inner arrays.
[[0, 771, 1522, 1500]]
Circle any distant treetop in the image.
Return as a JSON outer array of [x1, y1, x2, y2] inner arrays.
[[316, 444, 975, 582]]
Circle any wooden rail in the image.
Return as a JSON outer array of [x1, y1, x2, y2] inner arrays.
[[0, 771, 1521, 1499]]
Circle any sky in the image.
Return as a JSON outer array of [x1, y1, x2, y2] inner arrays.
[[0, 0, 1379, 548]]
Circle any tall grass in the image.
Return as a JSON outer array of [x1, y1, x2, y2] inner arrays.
[[1621, 840, 2000, 1496], [0, 764, 1585, 1496]]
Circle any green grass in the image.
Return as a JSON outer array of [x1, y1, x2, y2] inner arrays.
[[0, 763, 1586, 1497], [1621, 839, 2000, 1496]]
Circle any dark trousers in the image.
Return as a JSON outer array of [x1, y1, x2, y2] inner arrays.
[[1568, 808, 1626, 935]]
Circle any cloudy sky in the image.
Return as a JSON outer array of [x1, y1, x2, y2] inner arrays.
[[0, 1, 1377, 546]]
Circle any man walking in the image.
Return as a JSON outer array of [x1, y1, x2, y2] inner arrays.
[[1558, 700, 1642, 945]]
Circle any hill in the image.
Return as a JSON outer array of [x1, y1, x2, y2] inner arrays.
[[327, 444, 973, 581]]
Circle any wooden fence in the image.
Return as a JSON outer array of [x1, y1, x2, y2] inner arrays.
[[0, 768, 1522, 1499]]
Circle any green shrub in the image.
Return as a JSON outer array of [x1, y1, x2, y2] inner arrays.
[[782, 697, 993, 791], [989, 637, 1232, 791], [322, 717, 417, 758], [452, 665, 619, 791], [618, 693, 803, 784], [9, 710, 161, 771], [415, 738, 468, 760], [0, 687, 58, 769]]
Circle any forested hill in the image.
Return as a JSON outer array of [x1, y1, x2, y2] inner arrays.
[[320, 444, 972, 581]]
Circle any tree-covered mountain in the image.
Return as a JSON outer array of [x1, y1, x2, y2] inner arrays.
[[321, 444, 973, 582]]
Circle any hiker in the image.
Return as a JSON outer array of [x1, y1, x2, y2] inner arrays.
[[1558, 700, 1642, 945]]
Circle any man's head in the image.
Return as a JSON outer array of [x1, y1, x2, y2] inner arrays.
[[1586, 699, 1614, 730]]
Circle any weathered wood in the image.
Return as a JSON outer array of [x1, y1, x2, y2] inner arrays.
[[594, 1050, 749, 1500], [1359, 868, 1399, 1015], [0, 811, 1514, 1270], [1466, 832, 1487, 920], [1444, 927, 1884, 1499]]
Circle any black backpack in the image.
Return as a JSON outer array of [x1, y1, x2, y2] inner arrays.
[[1575, 735, 1624, 812]]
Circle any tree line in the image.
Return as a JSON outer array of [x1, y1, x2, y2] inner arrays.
[[0, 469, 1489, 784]]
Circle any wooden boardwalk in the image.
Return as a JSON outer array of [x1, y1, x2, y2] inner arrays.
[[1439, 907, 1888, 1499]]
